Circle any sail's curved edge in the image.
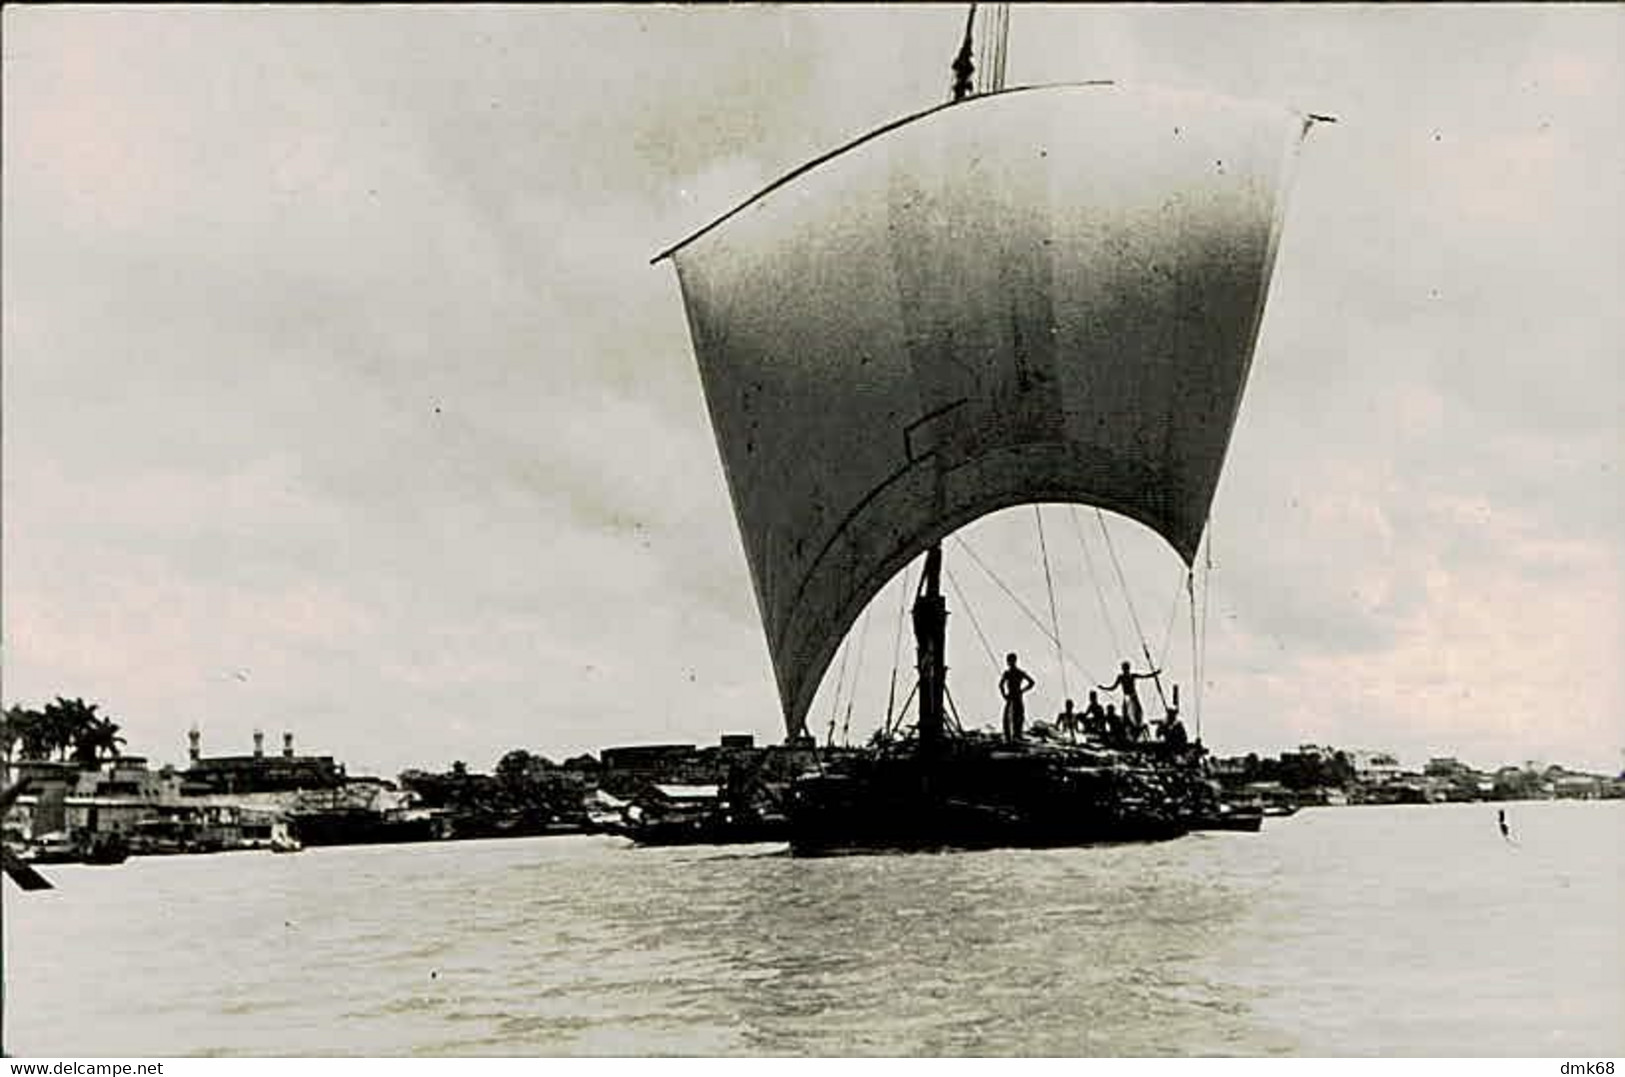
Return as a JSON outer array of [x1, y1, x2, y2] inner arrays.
[[665, 84, 1318, 737], [1185, 112, 1319, 561], [773, 450, 1200, 737], [650, 81, 1116, 265]]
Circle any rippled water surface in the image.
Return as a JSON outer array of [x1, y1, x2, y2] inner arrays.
[[6, 800, 1622, 1056]]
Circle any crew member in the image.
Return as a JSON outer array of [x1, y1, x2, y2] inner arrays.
[[1100, 660, 1160, 741], [1055, 699, 1082, 741], [999, 652, 1036, 743], [1161, 711, 1189, 753], [1080, 691, 1108, 739]]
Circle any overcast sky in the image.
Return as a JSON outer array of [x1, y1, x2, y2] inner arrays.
[[4, 5, 1621, 776]]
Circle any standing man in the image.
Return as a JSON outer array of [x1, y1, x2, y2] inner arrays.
[[1100, 659, 1160, 742], [1000, 652, 1036, 744]]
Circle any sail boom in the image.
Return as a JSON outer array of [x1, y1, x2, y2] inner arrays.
[[651, 82, 1117, 266]]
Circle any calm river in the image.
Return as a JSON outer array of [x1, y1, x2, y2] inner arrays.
[[5, 800, 1621, 1056]]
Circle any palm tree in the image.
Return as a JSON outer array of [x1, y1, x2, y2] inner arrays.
[[42, 697, 105, 766], [2, 705, 50, 763], [2, 706, 36, 783], [1, 707, 25, 762], [73, 715, 126, 767]]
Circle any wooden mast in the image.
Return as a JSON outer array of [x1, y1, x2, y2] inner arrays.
[[916, 4, 1009, 754]]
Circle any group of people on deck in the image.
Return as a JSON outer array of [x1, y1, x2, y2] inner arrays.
[[998, 653, 1190, 751]]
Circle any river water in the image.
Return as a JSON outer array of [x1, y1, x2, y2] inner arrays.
[[4, 800, 1621, 1056]]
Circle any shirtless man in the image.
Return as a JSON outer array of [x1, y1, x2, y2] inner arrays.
[[999, 652, 1036, 743], [1055, 699, 1082, 741], [1100, 660, 1160, 741], [1080, 690, 1108, 738]]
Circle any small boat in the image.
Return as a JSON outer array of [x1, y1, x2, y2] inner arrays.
[[1193, 805, 1265, 833], [621, 784, 789, 847], [23, 831, 80, 865], [288, 806, 450, 847], [269, 822, 303, 853], [81, 833, 130, 866]]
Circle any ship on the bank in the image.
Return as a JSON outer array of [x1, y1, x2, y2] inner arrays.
[[655, 6, 1325, 855]]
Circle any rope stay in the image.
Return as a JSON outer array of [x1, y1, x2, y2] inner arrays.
[[943, 684, 967, 737], [945, 565, 1000, 671], [979, 3, 1010, 95], [950, 533, 1100, 686], [1176, 520, 1213, 744], [1187, 565, 1200, 743], [1094, 507, 1169, 711], [883, 680, 920, 741], [1157, 569, 1187, 677], [1199, 523, 1215, 740], [883, 564, 914, 733], [1068, 505, 1127, 661], [994, 3, 1011, 92], [1034, 506, 1068, 700], [956, 1, 1009, 101], [840, 603, 875, 747], [825, 627, 853, 747]]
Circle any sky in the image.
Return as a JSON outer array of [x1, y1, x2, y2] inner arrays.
[[3, 5, 1621, 777]]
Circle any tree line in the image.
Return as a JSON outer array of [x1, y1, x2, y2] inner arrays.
[[1, 697, 127, 769]]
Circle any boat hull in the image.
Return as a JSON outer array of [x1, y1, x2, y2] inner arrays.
[[1192, 808, 1265, 833], [786, 740, 1211, 856]]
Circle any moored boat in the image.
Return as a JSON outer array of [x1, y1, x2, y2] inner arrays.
[[1192, 803, 1266, 833], [268, 820, 303, 853], [287, 807, 449, 848], [621, 782, 790, 847], [81, 832, 130, 865]]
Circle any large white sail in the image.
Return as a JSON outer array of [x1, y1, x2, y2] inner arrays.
[[661, 83, 1312, 738]]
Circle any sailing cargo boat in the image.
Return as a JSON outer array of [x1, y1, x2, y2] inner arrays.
[[656, 11, 1321, 854]]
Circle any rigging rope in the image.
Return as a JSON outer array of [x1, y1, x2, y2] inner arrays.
[[1034, 506, 1068, 700], [883, 565, 914, 732], [962, 2, 1008, 99], [946, 565, 1000, 671], [1199, 524, 1215, 740], [950, 533, 1099, 686], [825, 628, 853, 746], [1095, 507, 1169, 711], [989, 3, 1010, 93], [1068, 505, 1127, 661], [1157, 571, 1186, 675], [884, 681, 920, 741], [943, 684, 967, 736], [841, 603, 875, 747], [1188, 567, 1200, 743]]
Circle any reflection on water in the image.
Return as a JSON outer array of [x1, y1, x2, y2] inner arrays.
[[5, 801, 1621, 1055]]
